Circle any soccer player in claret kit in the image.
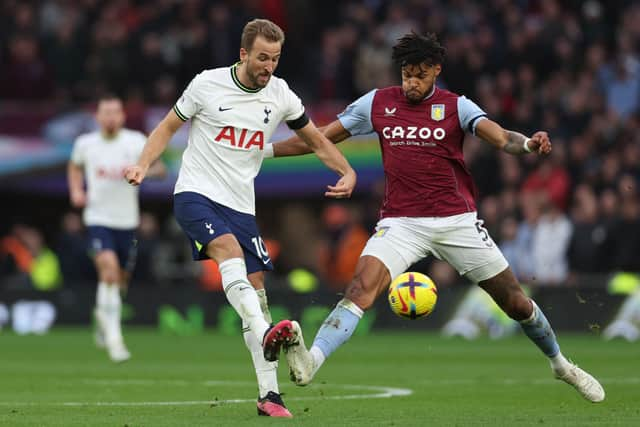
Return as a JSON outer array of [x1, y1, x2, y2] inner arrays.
[[269, 32, 605, 403], [68, 95, 165, 362], [124, 19, 356, 417]]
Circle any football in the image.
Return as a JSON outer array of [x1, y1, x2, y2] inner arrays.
[[388, 272, 438, 319]]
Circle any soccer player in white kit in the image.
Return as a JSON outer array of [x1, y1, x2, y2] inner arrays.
[[124, 19, 357, 417], [68, 95, 165, 362]]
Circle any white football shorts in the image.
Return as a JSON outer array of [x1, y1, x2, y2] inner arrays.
[[361, 212, 508, 283]]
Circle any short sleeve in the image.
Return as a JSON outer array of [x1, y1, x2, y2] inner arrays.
[[70, 137, 86, 165], [174, 74, 203, 121], [457, 96, 487, 135], [337, 89, 376, 136], [281, 83, 306, 122]]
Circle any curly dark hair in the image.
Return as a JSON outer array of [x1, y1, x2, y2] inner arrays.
[[391, 32, 446, 67]]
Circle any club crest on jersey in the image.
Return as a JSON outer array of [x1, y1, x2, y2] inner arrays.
[[263, 107, 272, 124], [431, 104, 445, 121], [373, 226, 389, 237]]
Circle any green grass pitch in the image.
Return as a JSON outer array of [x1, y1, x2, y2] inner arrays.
[[0, 328, 638, 426]]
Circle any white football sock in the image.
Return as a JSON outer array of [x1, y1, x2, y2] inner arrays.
[[243, 321, 279, 397], [104, 283, 123, 344], [255, 289, 273, 324], [96, 282, 109, 310], [310, 346, 326, 375], [220, 258, 270, 343], [549, 352, 571, 374]]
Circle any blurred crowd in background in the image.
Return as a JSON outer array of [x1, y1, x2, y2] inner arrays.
[[1, 0, 639, 293]]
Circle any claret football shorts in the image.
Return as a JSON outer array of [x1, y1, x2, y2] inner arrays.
[[361, 212, 508, 283]]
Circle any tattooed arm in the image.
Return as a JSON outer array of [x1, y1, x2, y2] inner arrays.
[[474, 118, 552, 155]]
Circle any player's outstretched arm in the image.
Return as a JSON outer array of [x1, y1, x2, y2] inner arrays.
[[271, 120, 351, 157], [293, 120, 356, 198], [125, 109, 184, 185], [475, 119, 552, 156], [67, 161, 86, 208]]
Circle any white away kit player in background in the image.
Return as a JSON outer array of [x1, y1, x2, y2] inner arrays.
[[68, 95, 165, 362], [124, 19, 356, 418]]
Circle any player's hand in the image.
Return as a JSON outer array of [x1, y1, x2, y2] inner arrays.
[[124, 165, 147, 186], [325, 168, 356, 198], [528, 131, 552, 155], [70, 190, 86, 208]]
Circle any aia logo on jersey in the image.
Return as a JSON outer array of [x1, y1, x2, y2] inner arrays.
[[214, 126, 264, 150], [97, 166, 128, 180]]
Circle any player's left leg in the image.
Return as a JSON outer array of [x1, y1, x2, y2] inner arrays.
[[436, 213, 604, 402], [245, 271, 291, 418], [479, 268, 605, 402]]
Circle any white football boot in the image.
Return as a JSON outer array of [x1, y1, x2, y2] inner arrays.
[[284, 321, 315, 386], [554, 363, 605, 402], [107, 339, 131, 363], [96, 307, 131, 362]]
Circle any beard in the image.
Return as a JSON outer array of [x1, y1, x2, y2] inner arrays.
[[249, 70, 271, 88], [404, 89, 425, 104]]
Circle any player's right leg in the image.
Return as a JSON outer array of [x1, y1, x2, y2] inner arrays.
[[286, 255, 391, 386], [173, 192, 294, 361], [286, 217, 423, 386]]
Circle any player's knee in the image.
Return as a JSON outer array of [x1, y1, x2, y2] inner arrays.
[[503, 293, 532, 321], [345, 276, 377, 311], [205, 235, 243, 263], [100, 269, 119, 284]]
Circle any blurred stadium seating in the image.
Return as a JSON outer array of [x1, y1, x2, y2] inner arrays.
[[1, 0, 638, 318]]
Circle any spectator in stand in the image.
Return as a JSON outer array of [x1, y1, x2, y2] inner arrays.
[[0, 34, 53, 100], [567, 185, 608, 276]]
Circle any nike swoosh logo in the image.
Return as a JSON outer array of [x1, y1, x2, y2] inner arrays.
[[218, 106, 232, 112]]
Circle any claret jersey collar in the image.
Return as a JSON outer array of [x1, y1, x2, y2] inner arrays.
[[421, 85, 436, 102]]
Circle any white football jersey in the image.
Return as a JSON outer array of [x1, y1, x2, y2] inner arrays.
[[70, 129, 147, 229], [173, 64, 305, 215]]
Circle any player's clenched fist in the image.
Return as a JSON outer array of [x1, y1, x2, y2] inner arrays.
[[124, 165, 147, 186], [528, 131, 552, 155]]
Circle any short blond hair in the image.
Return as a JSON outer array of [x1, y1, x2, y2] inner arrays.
[[241, 19, 285, 51]]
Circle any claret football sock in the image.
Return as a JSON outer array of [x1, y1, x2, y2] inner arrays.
[[519, 299, 560, 358], [312, 298, 363, 361], [220, 258, 270, 342]]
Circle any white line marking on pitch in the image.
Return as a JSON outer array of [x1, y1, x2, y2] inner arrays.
[[2, 377, 637, 407], [0, 382, 412, 407]]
